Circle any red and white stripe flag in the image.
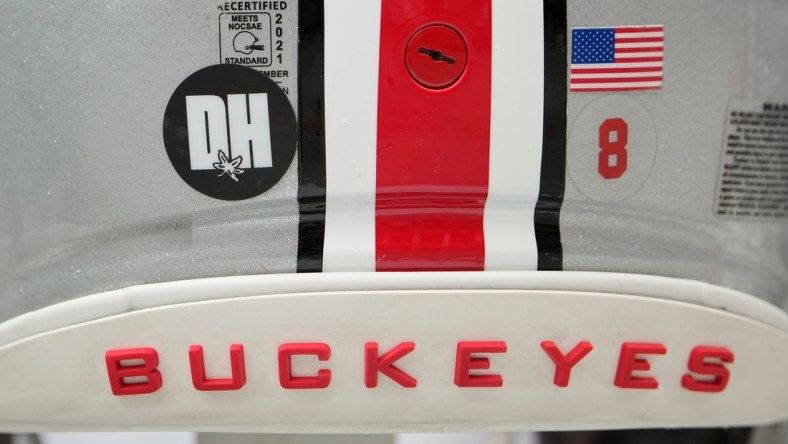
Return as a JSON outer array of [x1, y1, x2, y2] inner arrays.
[[570, 25, 664, 92]]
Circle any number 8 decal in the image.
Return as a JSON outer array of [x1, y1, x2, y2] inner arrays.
[[598, 118, 628, 179]]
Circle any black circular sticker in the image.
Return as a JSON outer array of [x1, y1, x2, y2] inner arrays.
[[163, 64, 297, 201]]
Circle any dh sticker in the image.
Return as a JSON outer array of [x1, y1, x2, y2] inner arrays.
[[162, 64, 297, 201]]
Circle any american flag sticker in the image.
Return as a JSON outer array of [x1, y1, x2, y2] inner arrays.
[[570, 25, 664, 92]]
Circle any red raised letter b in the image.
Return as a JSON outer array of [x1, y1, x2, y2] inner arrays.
[[105, 348, 163, 396]]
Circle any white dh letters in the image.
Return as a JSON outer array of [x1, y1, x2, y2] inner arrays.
[[185, 94, 272, 170]]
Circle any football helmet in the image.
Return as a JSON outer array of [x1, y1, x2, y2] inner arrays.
[[0, 0, 786, 440]]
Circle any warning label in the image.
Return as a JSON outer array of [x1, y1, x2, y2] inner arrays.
[[715, 99, 788, 220]]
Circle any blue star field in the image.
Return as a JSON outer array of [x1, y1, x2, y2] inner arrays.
[[571, 28, 615, 64]]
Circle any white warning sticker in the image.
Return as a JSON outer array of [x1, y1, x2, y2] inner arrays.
[[715, 99, 788, 220]]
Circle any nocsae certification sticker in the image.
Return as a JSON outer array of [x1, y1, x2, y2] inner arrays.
[[218, 1, 297, 104]]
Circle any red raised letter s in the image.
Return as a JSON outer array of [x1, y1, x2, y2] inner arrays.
[[682, 346, 734, 393]]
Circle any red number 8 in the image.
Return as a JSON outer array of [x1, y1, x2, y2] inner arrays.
[[598, 118, 628, 179]]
